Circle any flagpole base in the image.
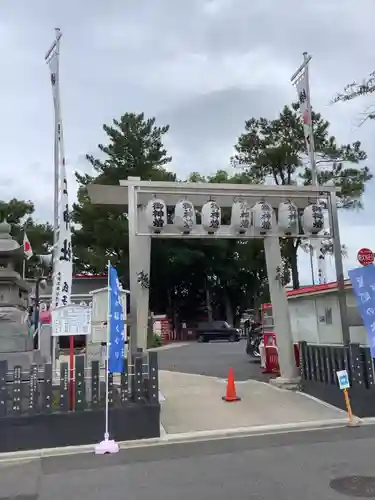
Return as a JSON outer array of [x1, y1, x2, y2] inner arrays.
[[94, 438, 120, 455]]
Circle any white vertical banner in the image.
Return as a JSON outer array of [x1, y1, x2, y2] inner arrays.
[[294, 70, 316, 164], [317, 248, 327, 284], [293, 56, 327, 284], [317, 230, 328, 285], [53, 159, 73, 308], [47, 32, 73, 309]]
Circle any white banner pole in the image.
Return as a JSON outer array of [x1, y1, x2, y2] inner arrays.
[[45, 29, 61, 374], [95, 262, 120, 454], [105, 260, 111, 441], [291, 53, 327, 284], [302, 52, 327, 284], [46, 28, 74, 373]]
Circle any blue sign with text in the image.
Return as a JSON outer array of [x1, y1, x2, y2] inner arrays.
[[108, 263, 126, 373], [348, 264, 375, 357], [336, 370, 350, 390]]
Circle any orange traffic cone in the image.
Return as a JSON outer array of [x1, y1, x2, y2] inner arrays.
[[222, 368, 241, 402]]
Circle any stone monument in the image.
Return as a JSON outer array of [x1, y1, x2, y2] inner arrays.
[[0, 221, 40, 369]]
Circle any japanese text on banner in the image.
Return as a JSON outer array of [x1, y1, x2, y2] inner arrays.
[[49, 46, 72, 311], [108, 264, 126, 373], [295, 70, 315, 158], [348, 264, 375, 356]]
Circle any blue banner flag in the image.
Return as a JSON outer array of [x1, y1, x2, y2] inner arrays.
[[108, 263, 126, 373], [348, 264, 375, 356]]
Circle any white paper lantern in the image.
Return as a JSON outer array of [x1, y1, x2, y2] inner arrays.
[[302, 203, 324, 234], [252, 202, 273, 234], [201, 201, 221, 234], [278, 200, 298, 235], [145, 198, 167, 233], [174, 200, 196, 234], [231, 201, 251, 234]]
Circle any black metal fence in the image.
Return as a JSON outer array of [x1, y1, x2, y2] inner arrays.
[[0, 351, 159, 415], [299, 341, 375, 417], [0, 351, 160, 453]]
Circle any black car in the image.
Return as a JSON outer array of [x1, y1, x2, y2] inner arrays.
[[196, 321, 241, 343]]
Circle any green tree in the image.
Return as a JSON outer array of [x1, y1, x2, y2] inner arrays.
[[333, 71, 375, 123], [73, 112, 233, 324], [187, 172, 270, 322], [233, 103, 370, 288], [0, 198, 53, 277], [73, 112, 269, 325], [72, 112, 175, 280]]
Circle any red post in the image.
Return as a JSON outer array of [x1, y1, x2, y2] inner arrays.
[[69, 335, 75, 410]]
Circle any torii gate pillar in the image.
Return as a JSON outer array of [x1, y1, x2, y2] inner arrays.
[[128, 177, 150, 353]]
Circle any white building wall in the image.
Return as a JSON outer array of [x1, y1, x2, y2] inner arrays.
[[289, 300, 319, 343], [288, 288, 367, 346], [315, 295, 342, 344]]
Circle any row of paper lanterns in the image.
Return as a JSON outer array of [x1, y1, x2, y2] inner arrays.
[[145, 199, 324, 235]]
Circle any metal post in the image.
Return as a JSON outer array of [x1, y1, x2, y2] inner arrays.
[[303, 52, 317, 186], [34, 277, 41, 337], [309, 245, 315, 285], [328, 191, 350, 344], [51, 29, 61, 257], [301, 52, 327, 285], [128, 178, 139, 356], [46, 29, 63, 372], [290, 54, 312, 82]]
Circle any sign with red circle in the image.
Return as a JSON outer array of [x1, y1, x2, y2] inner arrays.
[[357, 248, 374, 266]]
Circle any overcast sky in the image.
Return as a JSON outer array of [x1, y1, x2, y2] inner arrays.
[[1, 0, 375, 284]]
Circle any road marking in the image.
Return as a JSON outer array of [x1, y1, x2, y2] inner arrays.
[[148, 343, 190, 352]]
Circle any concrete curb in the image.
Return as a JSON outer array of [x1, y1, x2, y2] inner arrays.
[[0, 417, 363, 463], [359, 417, 375, 425], [148, 343, 189, 352], [262, 380, 350, 416]]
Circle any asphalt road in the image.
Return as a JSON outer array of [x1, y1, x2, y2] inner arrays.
[[5, 425, 375, 499], [158, 339, 272, 381]]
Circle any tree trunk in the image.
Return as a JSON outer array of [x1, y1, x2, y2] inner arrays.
[[167, 288, 179, 339], [223, 290, 234, 326], [205, 280, 213, 322], [290, 244, 300, 289]]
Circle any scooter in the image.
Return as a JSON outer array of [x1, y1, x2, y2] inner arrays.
[[245, 323, 263, 357]]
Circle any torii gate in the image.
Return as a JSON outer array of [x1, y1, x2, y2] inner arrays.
[[88, 177, 347, 387]]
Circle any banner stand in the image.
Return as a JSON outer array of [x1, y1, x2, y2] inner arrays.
[[95, 261, 121, 455]]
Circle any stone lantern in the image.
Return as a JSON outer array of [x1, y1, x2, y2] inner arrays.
[[0, 221, 39, 369]]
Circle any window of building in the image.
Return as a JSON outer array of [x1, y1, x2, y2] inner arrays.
[[325, 307, 333, 325]]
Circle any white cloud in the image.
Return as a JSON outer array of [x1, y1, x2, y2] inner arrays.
[[0, 0, 374, 286], [297, 219, 375, 286]]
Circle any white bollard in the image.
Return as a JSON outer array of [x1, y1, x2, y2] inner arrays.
[[260, 340, 266, 369]]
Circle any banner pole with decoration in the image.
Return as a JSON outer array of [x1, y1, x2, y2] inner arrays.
[[105, 260, 111, 441], [291, 52, 327, 285], [45, 28, 62, 264], [45, 29, 62, 373], [95, 261, 120, 454], [46, 29, 74, 378]]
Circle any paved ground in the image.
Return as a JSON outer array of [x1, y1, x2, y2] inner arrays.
[[159, 370, 347, 434], [156, 340, 350, 435], [158, 339, 271, 381], [4, 425, 375, 499]]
